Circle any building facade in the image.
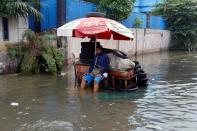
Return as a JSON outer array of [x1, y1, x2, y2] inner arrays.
[[0, 0, 165, 45], [0, 17, 28, 44], [29, 0, 166, 31]]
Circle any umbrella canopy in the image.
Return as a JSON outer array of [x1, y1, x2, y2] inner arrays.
[[57, 17, 134, 40]]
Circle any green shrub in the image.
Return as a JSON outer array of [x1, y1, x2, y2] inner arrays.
[[21, 52, 39, 74], [152, 0, 197, 52], [8, 30, 65, 75], [7, 44, 24, 61]]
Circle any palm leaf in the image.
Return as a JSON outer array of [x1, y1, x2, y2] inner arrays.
[[0, 0, 42, 21]]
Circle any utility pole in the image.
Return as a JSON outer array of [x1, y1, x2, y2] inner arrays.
[[57, 0, 66, 26], [57, 0, 67, 61]]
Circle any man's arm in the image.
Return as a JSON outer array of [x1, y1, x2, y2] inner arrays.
[[100, 55, 110, 74], [88, 57, 95, 73]]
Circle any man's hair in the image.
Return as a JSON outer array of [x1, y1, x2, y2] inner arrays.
[[96, 44, 103, 50], [90, 37, 96, 42]]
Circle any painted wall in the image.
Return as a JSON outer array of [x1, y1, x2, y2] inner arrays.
[[129, 0, 161, 13], [150, 16, 166, 29], [30, 0, 96, 31], [139, 0, 161, 12], [40, 0, 57, 31], [122, 13, 166, 30], [123, 0, 165, 29], [29, 0, 57, 31], [122, 12, 147, 28], [29, 0, 166, 30], [133, 0, 141, 13], [66, 0, 96, 22]]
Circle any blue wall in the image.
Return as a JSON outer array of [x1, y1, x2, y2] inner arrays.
[[29, 0, 166, 31], [133, 0, 141, 13], [122, 13, 147, 28], [150, 16, 166, 29], [139, 0, 160, 12], [122, 13, 166, 30], [40, 0, 57, 31], [29, 15, 36, 30], [66, 0, 96, 22], [29, 0, 57, 31]]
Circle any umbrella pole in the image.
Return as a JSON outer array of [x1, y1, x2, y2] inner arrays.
[[94, 36, 97, 56]]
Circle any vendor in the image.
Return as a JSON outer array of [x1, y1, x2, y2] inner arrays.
[[80, 44, 109, 92]]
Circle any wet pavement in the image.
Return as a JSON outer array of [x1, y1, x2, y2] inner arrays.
[[1, 51, 197, 131]]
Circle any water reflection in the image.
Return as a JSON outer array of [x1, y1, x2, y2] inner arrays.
[[0, 51, 197, 131]]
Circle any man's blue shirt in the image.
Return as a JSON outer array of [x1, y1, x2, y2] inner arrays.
[[88, 52, 109, 74]]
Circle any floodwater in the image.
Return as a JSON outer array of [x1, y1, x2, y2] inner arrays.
[[1, 51, 197, 131]]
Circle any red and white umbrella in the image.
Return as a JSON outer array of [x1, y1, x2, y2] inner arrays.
[[57, 17, 134, 40]]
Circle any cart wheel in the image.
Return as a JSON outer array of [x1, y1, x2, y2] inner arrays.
[[119, 87, 139, 92], [118, 83, 138, 92]]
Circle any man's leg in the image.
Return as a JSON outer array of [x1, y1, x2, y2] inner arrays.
[[80, 76, 86, 89], [94, 81, 99, 92], [94, 76, 103, 92], [81, 74, 94, 89]]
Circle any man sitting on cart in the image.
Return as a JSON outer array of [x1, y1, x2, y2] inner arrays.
[[80, 44, 110, 92]]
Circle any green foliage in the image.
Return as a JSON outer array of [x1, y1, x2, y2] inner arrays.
[[8, 47, 19, 61], [0, 0, 42, 21], [133, 17, 143, 28], [21, 52, 39, 74], [23, 29, 37, 42], [43, 34, 57, 41], [51, 46, 64, 69], [85, 0, 135, 21], [8, 30, 65, 75], [41, 53, 57, 74], [152, 0, 197, 52], [7, 44, 24, 61]]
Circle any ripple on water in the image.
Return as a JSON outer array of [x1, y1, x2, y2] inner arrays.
[[15, 120, 74, 131], [191, 78, 197, 80]]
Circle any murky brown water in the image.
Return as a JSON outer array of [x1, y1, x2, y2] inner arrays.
[[1, 51, 197, 131]]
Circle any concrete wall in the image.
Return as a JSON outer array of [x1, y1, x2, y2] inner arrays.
[[66, 28, 171, 61], [0, 51, 18, 74], [9, 17, 28, 42], [0, 17, 28, 43]]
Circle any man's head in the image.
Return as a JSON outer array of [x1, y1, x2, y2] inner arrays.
[[96, 44, 103, 54], [90, 37, 96, 43]]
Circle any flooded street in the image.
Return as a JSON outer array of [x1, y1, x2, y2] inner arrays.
[[1, 51, 197, 131]]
